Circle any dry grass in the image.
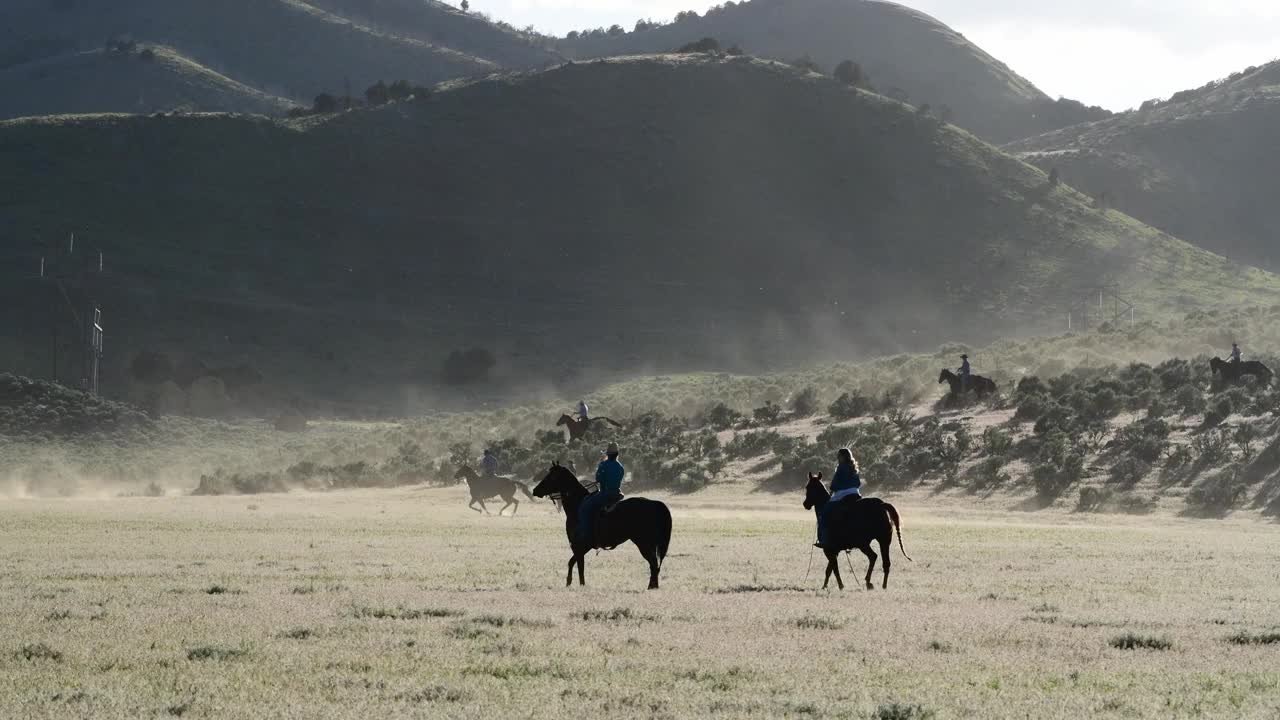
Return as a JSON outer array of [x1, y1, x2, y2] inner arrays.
[[2, 487, 1280, 718]]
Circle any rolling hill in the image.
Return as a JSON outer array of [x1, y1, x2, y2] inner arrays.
[[0, 46, 293, 120], [1, 56, 1274, 411], [1008, 60, 1280, 269], [556, 0, 1110, 143], [0, 0, 556, 106]]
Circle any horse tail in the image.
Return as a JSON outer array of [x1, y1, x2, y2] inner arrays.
[[600, 417, 624, 429], [514, 481, 534, 500], [883, 503, 912, 561], [656, 502, 672, 565]]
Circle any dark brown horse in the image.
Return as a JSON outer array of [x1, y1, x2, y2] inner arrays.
[[556, 414, 624, 443], [531, 463, 671, 589], [803, 472, 910, 590], [1210, 357, 1273, 385], [454, 466, 534, 515], [938, 369, 997, 398]]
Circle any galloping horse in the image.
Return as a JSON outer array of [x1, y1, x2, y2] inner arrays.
[[938, 369, 997, 398], [556, 414, 624, 443], [1210, 357, 1274, 385], [454, 466, 534, 516], [803, 472, 910, 590], [532, 463, 672, 589]]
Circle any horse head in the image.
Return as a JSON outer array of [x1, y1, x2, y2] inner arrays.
[[938, 369, 953, 384], [556, 414, 574, 427], [453, 465, 476, 483], [1210, 357, 1225, 374], [532, 462, 584, 499], [803, 472, 828, 510]]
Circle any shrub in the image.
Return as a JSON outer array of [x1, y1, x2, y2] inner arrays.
[[1233, 423, 1260, 460], [675, 37, 720, 53], [874, 704, 935, 720], [1187, 467, 1247, 512], [1192, 429, 1232, 466], [752, 401, 783, 426], [1227, 631, 1280, 646], [1109, 633, 1171, 651], [1164, 444, 1193, 469], [1174, 385, 1206, 416], [828, 391, 872, 420], [791, 387, 819, 417], [703, 402, 743, 431], [724, 431, 781, 460], [971, 456, 1010, 489], [981, 427, 1013, 457], [1109, 457, 1151, 486]]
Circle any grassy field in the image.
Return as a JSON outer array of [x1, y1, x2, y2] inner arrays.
[[3, 486, 1279, 719]]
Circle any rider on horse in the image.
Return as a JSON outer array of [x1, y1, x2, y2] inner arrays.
[[814, 448, 862, 548], [577, 442, 623, 547], [1230, 343, 1243, 364], [577, 400, 590, 422], [958, 354, 972, 393], [481, 448, 500, 478]]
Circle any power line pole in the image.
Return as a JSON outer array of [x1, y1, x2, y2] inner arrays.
[[39, 233, 106, 394]]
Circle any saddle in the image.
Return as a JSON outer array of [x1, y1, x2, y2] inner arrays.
[[586, 498, 624, 550]]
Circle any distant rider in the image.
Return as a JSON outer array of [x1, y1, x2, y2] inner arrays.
[[577, 442, 624, 547], [958, 354, 972, 393], [577, 399, 590, 423], [481, 448, 500, 478], [815, 448, 862, 548], [1230, 343, 1242, 364]]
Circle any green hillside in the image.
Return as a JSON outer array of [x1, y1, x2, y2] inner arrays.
[[1008, 60, 1280, 269], [1, 56, 1274, 412], [555, 0, 1110, 143], [0, 46, 293, 120], [0, 0, 506, 103]]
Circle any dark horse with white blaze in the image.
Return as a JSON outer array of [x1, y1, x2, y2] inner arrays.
[[454, 466, 534, 515], [531, 463, 672, 589], [556, 414, 624, 443], [1210, 357, 1274, 385], [804, 472, 910, 590], [938, 368, 997, 398]]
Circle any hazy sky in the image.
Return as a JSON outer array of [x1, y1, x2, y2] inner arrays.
[[484, 0, 1280, 110]]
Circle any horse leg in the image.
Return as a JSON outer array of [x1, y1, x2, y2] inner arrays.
[[468, 498, 483, 514], [638, 543, 660, 590], [497, 496, 513, 516], [577, 554, 586, 586], [879, 536, 892, 590], [827, 550, 845, 590], [510, 498, 519, 516], [565, 555, 576, 587], [822, 557, 835, 589], [475, 498, 490, 515], [859, 545, 877, 590]]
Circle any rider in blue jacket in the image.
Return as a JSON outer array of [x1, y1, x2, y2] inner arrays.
[[578, 442, 624, 546], [815, 448, 862, 548]]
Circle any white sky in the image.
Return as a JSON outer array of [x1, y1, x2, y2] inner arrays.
[[480, 0, 1280, 110]]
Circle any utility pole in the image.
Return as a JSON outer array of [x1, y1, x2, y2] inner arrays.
[[39, 233, 106, 394]]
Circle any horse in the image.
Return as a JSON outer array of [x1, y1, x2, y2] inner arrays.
[[803, 472, 910, 590], [531, 462, 672, 589], [938, 369, 997, 398], [453, 466, 534, 516], [556, 414, 624, 443], [1210, 357, 1273, 385]]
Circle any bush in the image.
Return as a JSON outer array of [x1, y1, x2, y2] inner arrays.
[[828, 391, 872, 420], [1192, 429, 1232, 466], [675, 37, 720, 53], [724, 431, 781, 460], [702, 402, 743, 431], [1109, 457, 1151, 486], [1164, 444, 1193, 469], [1174, 385, 1206, 416], [1109, 633, 1172, 651], [981, 427, 1013, 456], [1014, 393, 1051, 423], [790, 387, 819, 417], [751, 401, 783, 426], [1187, 467, 1247, 512]]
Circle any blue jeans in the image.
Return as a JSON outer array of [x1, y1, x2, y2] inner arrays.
[[577, 491, 620, 544]]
